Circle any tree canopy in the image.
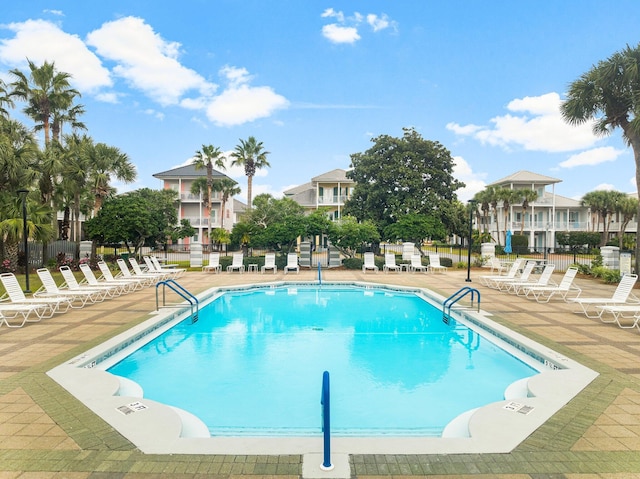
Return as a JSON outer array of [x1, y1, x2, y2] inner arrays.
[[85, 188, 190, 254], [344, 127, 464, 240]]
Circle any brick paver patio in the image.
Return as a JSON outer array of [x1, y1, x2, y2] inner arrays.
[[3, 266, 640, 478]]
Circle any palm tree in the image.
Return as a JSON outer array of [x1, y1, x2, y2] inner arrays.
[[497, 188, 521, 245], [230, 136, 270, 209], [516, 189, 538, 235], [0, 119, 38, 193], [0, 79, 14, 119], [212, 177, 241, 230], [473, 190, 491, 234], [59, 133, 93, 241], [9, 60, 81, 147], [615, 195, 639, 248], [192, 144, 225, 244], [561, 42, 640, 272], [86, 142, 137, 215]]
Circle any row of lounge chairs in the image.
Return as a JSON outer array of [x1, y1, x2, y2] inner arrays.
[[480, 257, 640, 330], [203, 252, 300, 274], [0, 256, 184, 328], [364, 253, 448, 274]]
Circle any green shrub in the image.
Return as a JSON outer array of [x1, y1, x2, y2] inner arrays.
[[601, 269, 622, 283], [343, 257, 363, 270], [455, 261, 466, 269]]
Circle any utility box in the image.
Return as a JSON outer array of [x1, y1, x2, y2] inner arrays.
[[601, 246, 620, 270], [299, 241, 311, 267]]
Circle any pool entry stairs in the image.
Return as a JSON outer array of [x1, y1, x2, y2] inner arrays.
[[155, 279, 199, 323], [442, 287, 480, 325]]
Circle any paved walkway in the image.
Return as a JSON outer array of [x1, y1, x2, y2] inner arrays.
[[2, 266, 640, 477]]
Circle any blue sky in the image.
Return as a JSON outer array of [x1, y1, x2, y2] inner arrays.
[[2, 1, 640, 204]]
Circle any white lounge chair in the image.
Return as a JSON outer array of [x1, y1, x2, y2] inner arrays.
[[503, 264, 556, 295], [36, 267, 104, 307], [97, 261, 145, 291], [0, 272, 71, 318], [116, 259, 157, 285], [362, 252, 378, 273], [410, 255, 427, 273], [595, 304, 640, 328], [203, 252, 222, 274], [284, 253, 299, 274], [261, 253, 277, 274], [0, 303, 50, 327], [58, 266, 119, 301], [145, 256, 184, 279], [487, 261, 535, 290], [523, 267, 581, 303], [129, 257, 169, 281], [484, 256, 507, 274], [383, 253, 401, 273], [479, 258, 526, 286], [150, 256, 184, 276], [227, 253, 245, 273], [569, 274, 639, 318], [427, 254, 447, 274], [79, 264, 128, 296]]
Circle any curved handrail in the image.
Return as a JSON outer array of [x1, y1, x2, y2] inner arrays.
[[155, 279, 199, 324], [442, 287, 480, 324]]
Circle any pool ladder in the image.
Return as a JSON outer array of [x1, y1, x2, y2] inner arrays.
[[156, 279, 199, 324], [442, 287, 480, 325]]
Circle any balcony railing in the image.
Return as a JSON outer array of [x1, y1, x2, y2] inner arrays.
[[318, 195, 349, 205]]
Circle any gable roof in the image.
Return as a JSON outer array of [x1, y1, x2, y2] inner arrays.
[[311, 168, 354, 183], [489, 170, 562, 187], [153, 164, 231, 180]]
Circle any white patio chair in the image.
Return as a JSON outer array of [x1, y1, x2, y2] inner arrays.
[[479, 258, 526, 286], [503, 264, 555, 295], [486, 260, 535, 290], [261, 253, 277, 274], [97, 261, 145, 291], [410, 255, 427, 273], [284, 253, 299, 274], [36, 267, 104, 307], [227, 253, 245, 273], [362, 252, 379, 273], [203, 252, 222, 274], [427, 254, 447, 274], [569, 274, 639, 318], [0, 272, 71, 318], [523, 267, 581, 303], [383, 253, 401, 273], [116, 259, 157, 286], [129, 257, 169, 281], [79, 264, 127, 297], [150, 256, 186, 278], [145, 256, 184, 279]]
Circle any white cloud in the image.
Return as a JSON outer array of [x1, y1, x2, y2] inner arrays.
[[452, 156, 487, 203], [322, 24, 360, 44], [448, 92, 598, 153], [559, 146, 624, 168], [205, 66, 289, 126], [86, 16, 216, 106], [0, 19, 111, 93], [321, 9, 395, 44], [594, 183, 616, 191]]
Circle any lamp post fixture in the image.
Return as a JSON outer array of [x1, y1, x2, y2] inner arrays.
[[17, 189, 30, 293], [466, 200, 477, 282]]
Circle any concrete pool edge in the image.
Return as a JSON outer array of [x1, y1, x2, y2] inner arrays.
[[46, 280, 599, 455]]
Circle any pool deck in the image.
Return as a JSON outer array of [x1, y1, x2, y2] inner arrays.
[[2, 266, 640, 478]]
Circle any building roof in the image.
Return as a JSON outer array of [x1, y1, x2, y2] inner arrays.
[[283, 182, 312, 196], [541, 191, 581, 208], [153, 164, 231, 180], [311, 168, 354, 184], [489, 170, 562, 187]]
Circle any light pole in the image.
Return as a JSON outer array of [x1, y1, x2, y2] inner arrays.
[[17, 189, 30, 293], [466, 200, 477, 282]]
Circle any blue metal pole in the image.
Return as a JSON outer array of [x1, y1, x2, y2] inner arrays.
[[317, 261, 322, 285], [321, 371, 333, 470]]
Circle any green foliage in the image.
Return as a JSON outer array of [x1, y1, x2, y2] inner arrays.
[[570, 262, 591, 275], [591, 266, 622, 283], [342, 257, 363, 270], [85, 188, 181, 254], [510, 234, 529, 253], [384, 213, 446, 244], [555, 231, 601, 252], [344, 127, 464, 237], [326, 216, 380, 258]]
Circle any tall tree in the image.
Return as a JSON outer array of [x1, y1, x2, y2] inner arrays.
[[193, 144, 226, 243], [212, 177, 241, 230], [86, 142, 137, 215], [516, 189, 539, 235], [497, 188, 521, 244], [9, 60, 81, 147], [0, 79, 14, 119], [230, 136, 270, 209], [615, 194, 639, 248], [561, 43, 640, 272], [344, 127, 464, 240]]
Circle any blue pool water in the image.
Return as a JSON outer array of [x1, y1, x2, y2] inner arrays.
[[108, 285, 538, 436]]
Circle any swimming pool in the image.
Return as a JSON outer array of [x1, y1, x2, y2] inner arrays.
[[48, 280, 598, 455], [106, 285, 538, 436]]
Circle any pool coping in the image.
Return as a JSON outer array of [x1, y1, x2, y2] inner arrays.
[[46, 280, 599, 455]]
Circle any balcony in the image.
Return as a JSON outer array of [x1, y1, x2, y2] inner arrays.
[[318, 195, 349, 205]]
